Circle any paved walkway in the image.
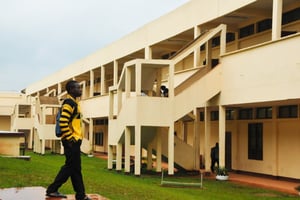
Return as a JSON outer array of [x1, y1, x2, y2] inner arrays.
[[228, 172, 300, 196], [0, 186, 108, 200]]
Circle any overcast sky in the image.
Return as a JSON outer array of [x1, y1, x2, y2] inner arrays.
[[0, 0, 189, 92]]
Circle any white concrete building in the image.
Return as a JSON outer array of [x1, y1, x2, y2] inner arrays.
[[3, 0, 300, 179]]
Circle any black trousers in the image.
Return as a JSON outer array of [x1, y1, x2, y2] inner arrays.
[[47, 140, 85, 199], [210, 158, 219, 172]]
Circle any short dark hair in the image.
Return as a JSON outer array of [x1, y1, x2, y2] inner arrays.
[[66, 80, 77, 93]]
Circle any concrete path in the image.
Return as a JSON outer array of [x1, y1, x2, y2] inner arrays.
[[0, 186, 108, 200]]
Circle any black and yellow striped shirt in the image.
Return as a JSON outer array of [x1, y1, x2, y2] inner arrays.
[[60, 95, 82, 141]]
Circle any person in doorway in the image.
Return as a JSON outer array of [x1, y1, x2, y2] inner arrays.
[[46, 80, 91, 200], [210, 142, 219, 173]]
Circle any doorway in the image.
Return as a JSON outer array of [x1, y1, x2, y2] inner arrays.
[[225, 132, 232, 170]]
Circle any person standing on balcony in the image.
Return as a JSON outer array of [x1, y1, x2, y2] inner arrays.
[[46, 80, 91, 200]]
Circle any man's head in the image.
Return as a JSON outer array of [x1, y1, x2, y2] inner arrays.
[[66, 80, 82, 98]]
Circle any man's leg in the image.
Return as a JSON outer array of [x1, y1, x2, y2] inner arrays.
[[210, 158, 214, 172], [46, 141, 72, 196], [70, 140, 86, 200]]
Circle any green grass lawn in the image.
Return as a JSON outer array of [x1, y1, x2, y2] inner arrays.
[[0, 151, 298, 200]]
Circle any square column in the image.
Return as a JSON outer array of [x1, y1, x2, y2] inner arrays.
[[57, 83, 62, 96], [134, 125, 141, 175], [194, 26, 201, 67], [116, 142, 122, 171], [89, 118, 93, 150], [89, 70, 94, 97], [135, 62, 142, 96], [125, 127, 131, 173], [113, 60, 118, 86], [193, 109, 200, 170], [156, 130, 162, 172], [145, 46, 152, 59], [101, 66, 106, 95], [204, 106, 211, 172], [147, 144, 153, 170], [272, 0, 283, 40], [219, 105, 226, 167], [107, 145, 113, 169], [168, 125, 174, 175]]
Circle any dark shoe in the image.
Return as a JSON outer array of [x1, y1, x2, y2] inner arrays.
[[76, 196, 91, 200], [46, 191, 67, 198]]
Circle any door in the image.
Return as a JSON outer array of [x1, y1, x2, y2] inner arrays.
[[225, 132, 232, 170]]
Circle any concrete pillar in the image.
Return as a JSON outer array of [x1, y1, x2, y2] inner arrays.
[[116, 142, 122, 171], [89, 118, 93, 151], [194, 26, 201, 67], [156, 130, 162, 172], [113, 60, 118, 86], [108, 88, 114, 120], [168, 125, 174, 175], [117, 87, 122, 114], [168, 63, 174, 98], [57, 83, 62, 96], [206, 40, 212, 68], [204, 106, 211, 172], [147, 143, 153, 170], [81, 81, 86, 99], [125, 126, 131, 173], [101, 66, 106, 95], [220, 24, 227, 55], [135, 62, 141, 96], [145, 46, 152, 59], [156, 69, 162, 97], [125, 67, 131, 98], [134, 125, 141, 175], [193, 109, 200, 170], [89, 70, 94, 97], [271, 106, 278, 176], [219, 105, 226, 167], [272, 0, 283, 40], [108, 145, 113, 169]]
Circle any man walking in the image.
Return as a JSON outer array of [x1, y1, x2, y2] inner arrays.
[[46, 80, 91, 200], [210, 142, 219, 173]]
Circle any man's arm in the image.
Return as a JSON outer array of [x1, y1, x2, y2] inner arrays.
[[60, 99, 76, 138]]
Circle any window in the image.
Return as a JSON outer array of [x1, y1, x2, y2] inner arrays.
[[281, 31, 297, 37], [95, 119, 108, 125], [212, 36, 220, 47], [211, 111, 219, 121], [211, 33, 235, 47], [248, 123, 263, 160], [199, 111, 204, 121], [226, 109, 234, 120], [238, 108, 253, 120], [200, 44, 205, 51], [239, 24, 255, 38], [282, 7, 300, 25], [95, 132, 104, 146], [257, 19, 272, 33], [278, 105, 298, 118], [256, 107, 272, 119], [226, 32, 235, 43]]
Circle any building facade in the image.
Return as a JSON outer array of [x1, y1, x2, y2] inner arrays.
[[6, 0, 300, 179]]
